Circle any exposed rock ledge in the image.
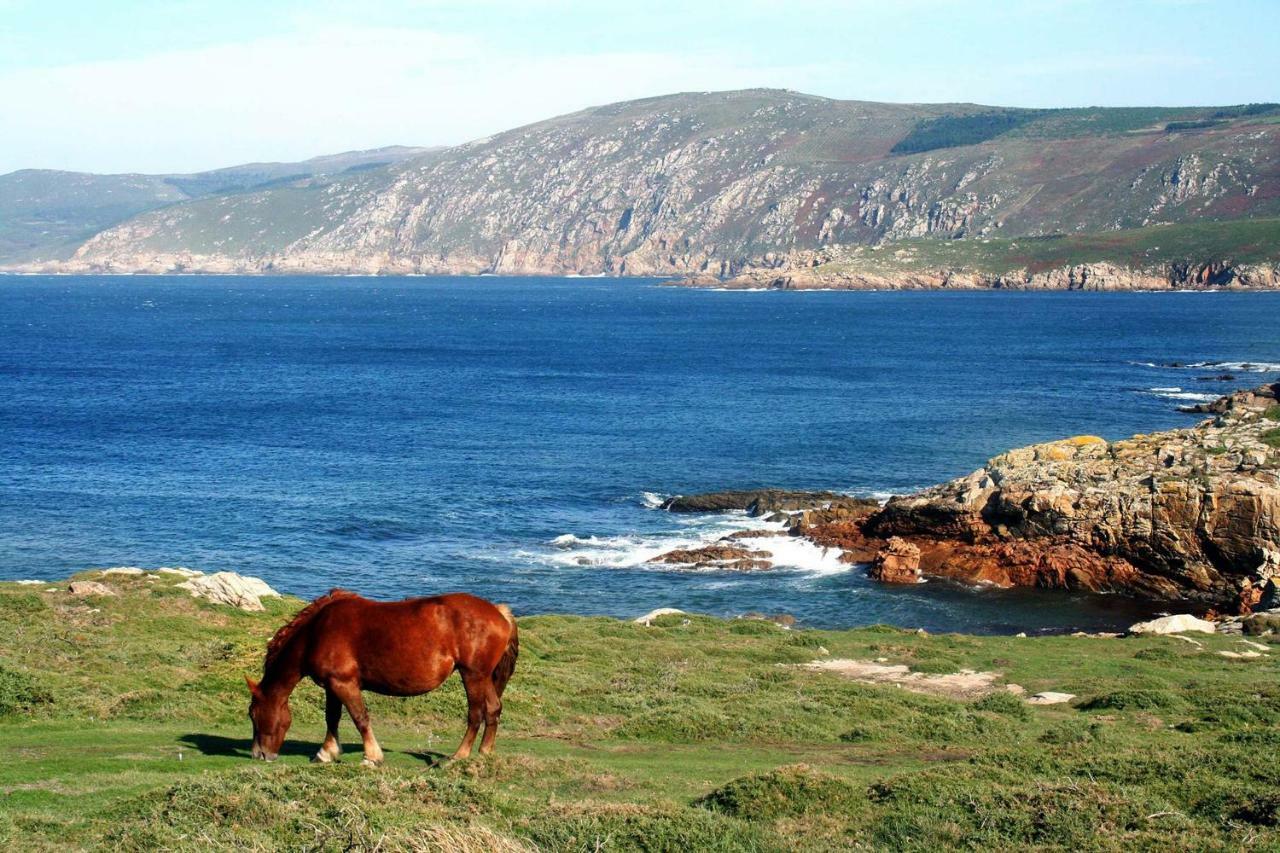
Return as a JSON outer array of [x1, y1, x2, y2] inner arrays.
[[676, 260, 1280, 291], [656, 383, 1280, 612]]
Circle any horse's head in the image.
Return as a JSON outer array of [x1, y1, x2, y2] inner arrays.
[[245, 676, 291, 761]]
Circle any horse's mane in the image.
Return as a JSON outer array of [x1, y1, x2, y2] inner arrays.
[[263, 588, 360, 674]]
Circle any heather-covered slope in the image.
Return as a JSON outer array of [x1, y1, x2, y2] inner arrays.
[[0, 146, 432, 264], [18, 89, 1280, 281]]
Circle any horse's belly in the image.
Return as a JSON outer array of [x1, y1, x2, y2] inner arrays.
[[361, 655, 454, 697]]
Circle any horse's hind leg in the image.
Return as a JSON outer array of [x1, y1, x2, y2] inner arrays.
[[478, 679, 502, 755], [313, 688, 343, 763], [451, 672, 487, 760], [330, 679, 384, 767]]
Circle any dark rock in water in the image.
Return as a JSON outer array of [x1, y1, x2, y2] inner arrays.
[[660, 489, 877, 517], [648, 543, 773, 571], [720, 529, 792, 541], [1196, 374, 1237, 382]]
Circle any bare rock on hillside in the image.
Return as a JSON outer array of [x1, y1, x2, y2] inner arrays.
[[177, 571, 280, 612], [68, 580, 116, 596]]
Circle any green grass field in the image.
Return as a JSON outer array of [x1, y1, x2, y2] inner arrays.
[[2, 573, 1278, 850]]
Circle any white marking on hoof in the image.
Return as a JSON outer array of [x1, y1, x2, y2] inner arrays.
[[361, 757, 382, 768]]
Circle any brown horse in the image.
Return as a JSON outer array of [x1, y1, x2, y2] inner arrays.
[[246, 590, 518, 765]]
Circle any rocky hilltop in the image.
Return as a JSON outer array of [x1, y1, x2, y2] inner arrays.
[[0, 147, 432, 266], [658, 383, 1280, 612], [7, 90, 1280, 285]]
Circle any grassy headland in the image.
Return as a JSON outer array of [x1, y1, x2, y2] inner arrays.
[[1, 571, 1278, 850]]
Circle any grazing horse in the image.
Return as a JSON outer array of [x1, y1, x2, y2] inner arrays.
[[245, 590, 518, 765]]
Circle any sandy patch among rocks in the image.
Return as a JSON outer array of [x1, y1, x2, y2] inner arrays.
[[799, 659, 1005, 699]]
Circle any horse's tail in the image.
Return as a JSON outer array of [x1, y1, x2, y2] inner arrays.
[[492, 604, 519, 697]]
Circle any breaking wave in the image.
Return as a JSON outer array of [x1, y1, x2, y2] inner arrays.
[[538, 513, 853, 576]]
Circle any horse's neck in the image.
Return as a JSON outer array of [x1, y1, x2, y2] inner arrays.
[[260, 642, 303, 699]]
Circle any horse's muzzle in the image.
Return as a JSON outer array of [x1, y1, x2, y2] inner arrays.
[[251, 744, 278, 762]]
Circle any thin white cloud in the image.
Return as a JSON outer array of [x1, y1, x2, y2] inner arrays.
[[0, 27, 825, 173]]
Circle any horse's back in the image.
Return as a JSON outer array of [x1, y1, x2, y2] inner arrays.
[[302, 592, 513, 688]]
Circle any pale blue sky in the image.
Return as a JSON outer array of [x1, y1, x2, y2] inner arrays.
[[2, 0, 1277, 174]]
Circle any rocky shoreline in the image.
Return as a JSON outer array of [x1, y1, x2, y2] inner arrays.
[[650, 383, 1280, 614], [675, 259, 1280, 292]]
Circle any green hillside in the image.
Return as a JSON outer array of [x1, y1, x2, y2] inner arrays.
[[1, 572, 1278, 849]]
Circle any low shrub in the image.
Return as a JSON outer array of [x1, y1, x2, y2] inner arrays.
[[520, 802, 774, 852], [0, 666, 52, 716], [973, 691, 1031, 720], [614, 705, 735, 742], [1133, 646, 1180, 662], [695, 764, 861, 821], [1079, 689, 1178, 712], [1039, 719, 1105, 746]]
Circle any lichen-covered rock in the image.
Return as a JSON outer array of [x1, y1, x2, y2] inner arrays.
[[68, 580, 116, 596], [1128, 614, 1217, 635], [177, 571, 280, 611], [863, 388, 1280, 609]]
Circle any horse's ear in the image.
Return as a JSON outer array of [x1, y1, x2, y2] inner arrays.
[[244, 675, 260, 695]]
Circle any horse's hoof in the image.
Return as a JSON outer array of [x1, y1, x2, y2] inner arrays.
[[361, 758, 383, 768], [312, 752, 335, 764]]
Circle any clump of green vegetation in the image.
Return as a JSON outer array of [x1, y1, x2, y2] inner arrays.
[[1244, 614, 1280, 636], [615, 704, 736, 742], [1211, 103, 1280, 119], [1039, 719, 1105, 746], [695, 764, 861, 821], [0, 592, 47, 615], [973, 691, 1031, 720], [1165, 119, 1226, 133], [891, 110, 1048, 154], [520, 802, 770, 852], [0, 666, 52, 716], [1261, 427, 1280, 449], [1134, 646, 1180, 662], [1262, 404, 1280, 421], [1079, 689, 1178, 712]]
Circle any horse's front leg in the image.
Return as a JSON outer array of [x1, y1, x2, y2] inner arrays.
[[451, 672, 487, 760], [312, 688, 343, 763], [330, 679, 384, 766]]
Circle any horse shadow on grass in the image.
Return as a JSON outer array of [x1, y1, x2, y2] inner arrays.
[[178, 733, 451, 766]]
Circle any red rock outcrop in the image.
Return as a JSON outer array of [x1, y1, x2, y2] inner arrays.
[[861, 385, 1280, 611], [868, 538, 922, 584]]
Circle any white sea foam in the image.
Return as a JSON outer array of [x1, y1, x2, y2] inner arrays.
[[540, 514, 854, 575], [1184, 361, 1280, 372], [639, 491, 666, 509], [1131, 360, 1280, 373], [1141, 387, 1219, 402]]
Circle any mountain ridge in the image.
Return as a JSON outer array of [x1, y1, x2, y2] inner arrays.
[[5, 89, 1280, 286]]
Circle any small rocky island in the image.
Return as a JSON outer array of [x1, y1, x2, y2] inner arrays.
[[652, 383, 1280, 614]]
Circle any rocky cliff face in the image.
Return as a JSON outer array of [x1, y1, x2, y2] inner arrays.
[[865, 384, 1280, 610], [15, 89, 1280, 280]]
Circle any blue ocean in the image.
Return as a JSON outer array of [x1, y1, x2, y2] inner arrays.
[[2, 276, 1278, 632]]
